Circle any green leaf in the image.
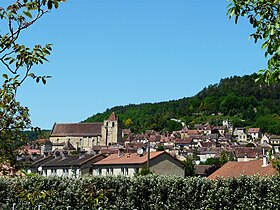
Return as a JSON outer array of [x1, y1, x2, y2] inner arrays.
[[23, 11, 32, 18], [270, 27, 275, 36], [2, 74, 8, 79], [47, 1, 53, 10], [42, 77, 46, 85], [54, 0, 59, 9]]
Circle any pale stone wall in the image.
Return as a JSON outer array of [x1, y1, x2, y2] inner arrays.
[[237, 133, 247, 142], [93, 166, 139, 177], [149, 154, 185, 177], [43, 167, 81, 178], [101, 120, 122, 146], [49, 136, 101, 151]]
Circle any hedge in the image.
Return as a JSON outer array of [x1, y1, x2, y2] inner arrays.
[[0, 175, 279, 209]]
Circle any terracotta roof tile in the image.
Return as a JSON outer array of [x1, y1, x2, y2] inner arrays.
[[94, 151, 165, 165], [188, 130, 199, 135], [235, 147, 262, 158], [248, 128, 260, 133], [174, 138, 193, 144], [108, 112, 118, 121], [208, 159, 277, 179]]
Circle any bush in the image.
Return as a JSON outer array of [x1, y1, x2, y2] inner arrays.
[[0, 175, 279, 209]]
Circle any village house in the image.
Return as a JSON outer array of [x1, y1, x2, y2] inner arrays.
[[269, 135, 280, 153], [234, 147, 263, 162], [211, 126, 227, 136], [233, 127, 246, 136], [92, 151, 185, 177], [247, 128, 261, 140], [27, 151, 106, 178]]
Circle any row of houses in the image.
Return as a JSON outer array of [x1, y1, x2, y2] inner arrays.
[[27, 150, 185, 178]]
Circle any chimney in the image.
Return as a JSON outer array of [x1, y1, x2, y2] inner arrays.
[[54, 151, 61, 158], [43, 151, 49, 158], [262, 155, 269, 167], [244, 154, 248, 162], [79, 150, 87, 159], [61, 151, 69, 159], [118, 148, 124, 158]]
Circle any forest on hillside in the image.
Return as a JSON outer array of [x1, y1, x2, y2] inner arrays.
[[84, 73, 280, 134]]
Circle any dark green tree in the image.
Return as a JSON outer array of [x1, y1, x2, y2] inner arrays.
[[220, 150, 229, 165], [183, 156, 196, 177], [203, 157, 221, 166]]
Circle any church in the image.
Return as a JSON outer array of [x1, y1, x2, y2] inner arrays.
[[49, 112, 122, 151]]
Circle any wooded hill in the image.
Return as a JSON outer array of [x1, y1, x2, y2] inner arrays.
[[84, 73, 280, 134]]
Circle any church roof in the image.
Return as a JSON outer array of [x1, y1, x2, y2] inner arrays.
[[50, 123, 103, 137], [108, 112, 118, 121]]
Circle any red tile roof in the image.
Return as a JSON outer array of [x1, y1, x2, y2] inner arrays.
[[94, 151, 165, 165], [208, 159, 277, 179], [122, 129, 131, 135], [188, 130, 199, 135], [174, 138, 193, 144], [108, 112, 118, 121], [234, 147, 263, 158], [50, 123, 102, 137], [248, 128, 260, 133]]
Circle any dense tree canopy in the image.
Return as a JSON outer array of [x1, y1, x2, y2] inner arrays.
[[85, 73, 280, 134], [227, 0, 280, 84]]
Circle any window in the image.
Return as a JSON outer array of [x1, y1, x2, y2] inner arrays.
[[125, 168, 128, 176], [112, 122, 115, 127], [71, 169, 77, 178], [51, 169, 57, 176], [106, 168, 110, 175], [96, 168, 102, 176], [135, 168, 139, 174], [63, 168, 69, 176], [110, 168, 114, 175], [121, 167, 124, 175]]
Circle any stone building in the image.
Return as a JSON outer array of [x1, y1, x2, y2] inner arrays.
[[49, 112, 122, 151], [92, 151, 185, 177], [101, 112, 122, 146]]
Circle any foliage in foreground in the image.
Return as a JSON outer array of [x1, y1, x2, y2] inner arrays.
[[227, 0, 280, 84], [0, 0, 64, 165], [0, 175, 279, 210]]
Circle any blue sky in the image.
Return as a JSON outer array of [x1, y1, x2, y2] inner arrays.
[[14, 0, 266, 129]]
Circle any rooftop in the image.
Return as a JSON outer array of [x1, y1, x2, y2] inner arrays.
[[208, 159, 277, 179]]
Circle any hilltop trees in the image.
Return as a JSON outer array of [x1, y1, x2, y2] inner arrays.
[[227, 0, 280, 84], [85, 74, 280, 134], [0, 0, 63, 166]]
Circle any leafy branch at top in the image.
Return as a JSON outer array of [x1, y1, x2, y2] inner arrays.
[[0, 0, 64, 88], [227, 0, 280, 84]]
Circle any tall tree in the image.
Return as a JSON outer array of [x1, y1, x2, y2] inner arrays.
[[227, 0, 280, 84], [0, 0, 63, 166]]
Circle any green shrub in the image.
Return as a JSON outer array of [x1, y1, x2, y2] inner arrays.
[[0, 175, 279, 209]]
